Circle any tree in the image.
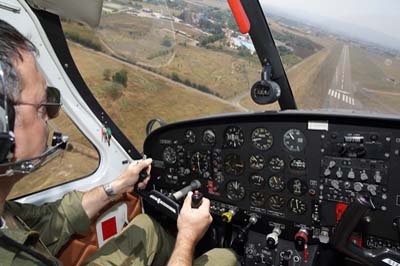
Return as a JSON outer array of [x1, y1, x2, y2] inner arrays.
[[112, 69, 128, 87]]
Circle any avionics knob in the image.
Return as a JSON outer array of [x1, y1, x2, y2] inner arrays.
[[336, 168, 343, 178], [353, 182, 363, 192], [294, 229, 309, 251], [374, 171, 382, 183], [280, 249, 293, 266], [360, 170, 368, 181], [266, 226, 281, 249], [348, 169, 355, 179], [367, 184, 377, 196], [330, 180, 340, 190]]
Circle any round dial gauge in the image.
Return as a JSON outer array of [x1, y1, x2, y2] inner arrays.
[[226, 181, 246, 201], [251, 128, 273, 150], [190, 152, 209, 175], [283, 129, 306, 152], [288, 178, 308, 196], [249, 154, 265, 170], [250, 191, 265, 207], [249, 174, 266, 187], [290, 159, 306, 170], [203, 129, 216, 145], [268, 175, 285, 192], [163, 146, 177, 164], [268, 195, 286, 210], [225, 126, 244, 148], [268, 156, 285, 172], [224, 154, 245, 176], [288, 198, 307, 215], [185, 129, 196, 144]]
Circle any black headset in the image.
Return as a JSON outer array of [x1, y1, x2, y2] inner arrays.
[[0, 63, 16, 164]]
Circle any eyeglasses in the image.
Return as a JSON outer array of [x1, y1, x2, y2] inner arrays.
[[15, 86, 61, 119]]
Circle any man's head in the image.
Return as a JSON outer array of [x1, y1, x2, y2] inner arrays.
[[0, 19, 49, 162]]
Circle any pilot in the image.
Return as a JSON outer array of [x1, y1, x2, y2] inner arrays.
[[0, 19, 238, 266]]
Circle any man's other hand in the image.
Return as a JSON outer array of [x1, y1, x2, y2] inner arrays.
[[177, 191, 213, 245], [112, 158, 152, 194]]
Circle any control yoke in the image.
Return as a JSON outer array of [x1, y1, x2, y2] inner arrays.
[[332, 194, 400, 266]]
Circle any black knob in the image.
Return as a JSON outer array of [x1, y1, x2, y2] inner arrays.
[[295, 237, 305, 251], [266, 237, 277, 249], [191, 190, 203, 208]]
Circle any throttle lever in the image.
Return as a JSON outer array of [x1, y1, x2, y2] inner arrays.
[[332, 194, 400, 266]]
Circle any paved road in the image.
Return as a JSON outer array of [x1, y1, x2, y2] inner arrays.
[[323, 45, 362, 109]]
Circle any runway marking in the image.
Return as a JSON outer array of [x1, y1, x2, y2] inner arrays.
[[328, 89, 355, 106]]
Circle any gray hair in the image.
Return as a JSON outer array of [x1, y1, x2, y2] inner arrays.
[[0, 19, 37, 103]]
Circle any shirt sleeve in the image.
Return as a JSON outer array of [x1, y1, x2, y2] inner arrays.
[[7, 190, 91, 255]]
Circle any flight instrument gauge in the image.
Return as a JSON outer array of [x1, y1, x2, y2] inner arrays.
[[288, 178, 308, 196], [203, 129, 216, 145], [249, 174, 266, 187], [224, 154, 245, 176], [185, 129, 196, 144], [251, 128, 273, 150], [191, 152, 209, 175], [250, 191, 265, 207], [268, 156, 285, 172], [268, 175, 285, 192], [283, 129, 306, 152], [288, 198, 307, 215], [224, 126, 244, 148], [268, 195, 285, 210], [226, 181, 246, 201], [249, 154, 265, 170], [163, 146, 177, 164]]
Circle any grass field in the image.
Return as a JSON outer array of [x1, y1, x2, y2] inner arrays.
[[69, 43, 241, 147]]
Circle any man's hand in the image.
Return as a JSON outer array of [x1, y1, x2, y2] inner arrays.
[[168, 192, 213, 266], [112, 158, 152, 194], [177, 191, 213, 245]]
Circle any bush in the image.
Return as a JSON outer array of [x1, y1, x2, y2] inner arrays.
[[112, 69, 128, 87], [161, 36, 173, 47], [103, 69, 111, 80], [107, 83, 124, 100]]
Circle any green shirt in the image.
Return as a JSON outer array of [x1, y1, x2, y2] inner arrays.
[[0, 191, 91, 266]]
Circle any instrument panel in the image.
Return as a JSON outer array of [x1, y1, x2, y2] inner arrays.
[[143, 111, 400, 246]]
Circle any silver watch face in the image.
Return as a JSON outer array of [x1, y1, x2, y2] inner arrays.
[[103, 183, 114, 196]]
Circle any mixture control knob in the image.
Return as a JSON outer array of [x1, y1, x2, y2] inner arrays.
[[294, 229, 309, 251], [353, 182, 363, 192], [360, 170, 368, 181], [348, 169, 355, 179], [374, 171, 382, 183], [336, 168, 343, 178], [266, 226, 281, 250]]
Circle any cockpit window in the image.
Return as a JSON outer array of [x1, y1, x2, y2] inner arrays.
[[62, 0, 259, 149], [261, 0, 400, 115], [8, 109, 99, 199]]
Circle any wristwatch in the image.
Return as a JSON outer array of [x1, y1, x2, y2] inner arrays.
[[103, 182, 115, 198]]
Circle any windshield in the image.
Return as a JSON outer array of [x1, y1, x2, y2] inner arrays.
[[63, 0, 400, 150], [261, 0, 400, 114]]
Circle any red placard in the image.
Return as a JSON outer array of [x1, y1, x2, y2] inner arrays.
[[101, 217, 117, 241]]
